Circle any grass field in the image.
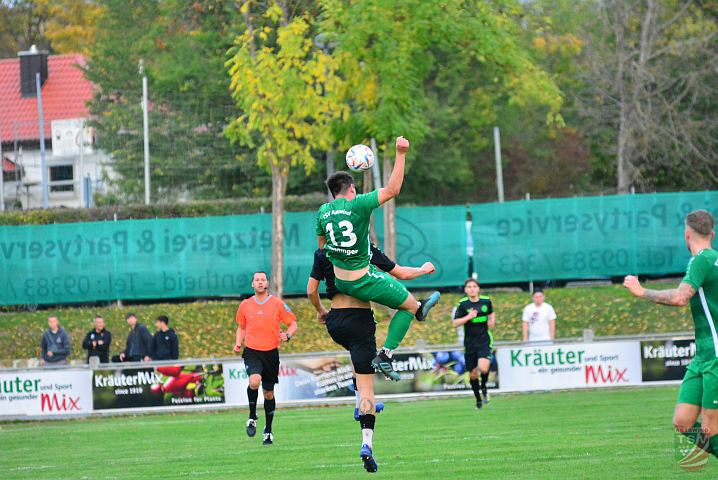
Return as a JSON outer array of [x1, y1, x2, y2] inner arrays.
[[1, 386, 714, 479]]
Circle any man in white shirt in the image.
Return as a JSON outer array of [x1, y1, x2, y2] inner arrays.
[[522, 290, 556, 343]]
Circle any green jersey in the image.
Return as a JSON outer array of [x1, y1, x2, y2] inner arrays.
[[315, 190, 380, 271], [681, 248, 718, 362]]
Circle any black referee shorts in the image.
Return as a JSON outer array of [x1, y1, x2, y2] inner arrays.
[[242, 347, 280, 391], [325, 308, 377, 375], [465, 341, 492, 372]]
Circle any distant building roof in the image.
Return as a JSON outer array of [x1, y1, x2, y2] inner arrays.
[[0, 54, 93, 143]]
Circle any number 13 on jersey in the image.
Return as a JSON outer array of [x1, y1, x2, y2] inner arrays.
[[326, 220, 357, 248]]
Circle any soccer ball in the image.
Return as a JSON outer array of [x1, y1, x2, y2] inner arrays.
[[345, 144, 375, 172]]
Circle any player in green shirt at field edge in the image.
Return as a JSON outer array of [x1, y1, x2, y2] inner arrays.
[[316, 136, 441, 381], [624, 209, 718, 469]]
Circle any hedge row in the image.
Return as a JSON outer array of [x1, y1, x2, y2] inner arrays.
[[0, 283, 691, 365], [0, 193, 327, 226]]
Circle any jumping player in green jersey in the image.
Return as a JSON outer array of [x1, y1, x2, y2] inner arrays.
[[316, 136, 441, 381], [624, 209, 718, 467]]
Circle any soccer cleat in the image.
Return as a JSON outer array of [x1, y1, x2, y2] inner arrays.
[[476, 399, 483, 410], [360, 444, 378, 473], [372, 352, 400, 382], [481, 390, 490, 404], [354, 402, 385, 421], [263, 429, 274, 445], [246, 418, 257, 437], [415, 291, 441, 322]]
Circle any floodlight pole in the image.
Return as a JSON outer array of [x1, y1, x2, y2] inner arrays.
[[142, 74, 151, 205], [494, 126, 504, 203], [36, 73, 48, 209]]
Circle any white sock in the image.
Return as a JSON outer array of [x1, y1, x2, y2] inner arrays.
[[355, 388, 361, 410], [381, 347, 394, 358], [362, 428, 373, 448]]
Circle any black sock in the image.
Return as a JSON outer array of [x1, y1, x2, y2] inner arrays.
[[264, 397, 276, 433], [469, 378, 481, 401], [352, 376, 358, 392], [359, 413, 376, 431], [480, 372, 489, 391], [247, 387, 258, 419]]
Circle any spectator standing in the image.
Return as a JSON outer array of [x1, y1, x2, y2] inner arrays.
[[111, 313, 153, 362], [151, 316, 179, 360], [522, 289, 557, 343], [41, 316, 71, 365], [82, 316, 112, 363]]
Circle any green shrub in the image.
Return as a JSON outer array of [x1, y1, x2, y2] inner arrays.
[[0, 193, 326, 226]]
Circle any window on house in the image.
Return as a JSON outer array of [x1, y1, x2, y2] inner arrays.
[[49, 164, 74, 192]]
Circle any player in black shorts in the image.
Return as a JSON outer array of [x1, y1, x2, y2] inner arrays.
[[452, 278, 495, 409], [307, 244, 434, 473]]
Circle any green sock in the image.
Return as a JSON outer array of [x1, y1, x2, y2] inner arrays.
[[682, 422, 713, 453], [709, 431, 718, 458], [383, 310, 414, 351]]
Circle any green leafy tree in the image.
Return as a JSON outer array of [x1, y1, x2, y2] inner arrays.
[[225, 0, 348, 296], [321, 0, 564, 247]]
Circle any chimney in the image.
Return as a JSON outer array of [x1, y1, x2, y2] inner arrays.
[[18, 45, 49, 98]]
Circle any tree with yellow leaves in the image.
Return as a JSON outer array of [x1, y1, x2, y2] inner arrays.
[[225, 0, 348, 296]]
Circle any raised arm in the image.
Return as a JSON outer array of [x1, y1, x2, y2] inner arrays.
[[389, 262, 435, 280], [377, 136, 409, 205], [623, 276, 695, 307]]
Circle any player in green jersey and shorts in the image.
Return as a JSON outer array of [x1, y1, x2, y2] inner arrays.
[[316, 136, 441, 381], [624, 209, 718, 467]]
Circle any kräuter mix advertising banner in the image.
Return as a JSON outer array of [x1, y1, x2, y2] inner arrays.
[[223, 349, 498, 406], [0, 370, 92, 417], [641, 338, 695, 382], [496, 341, 641, 392], [93, 363, 224, 410]]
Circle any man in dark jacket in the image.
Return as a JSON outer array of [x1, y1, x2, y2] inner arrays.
[[111, 313, 153, 362], [41, 316, 71, 365], [151, 315, 179, 360], [82, 315, 112, 363]]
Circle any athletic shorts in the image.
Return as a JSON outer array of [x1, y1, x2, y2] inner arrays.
[[465, 340, 492, 371], [325, 308, 377, 375], [243, 347, 280, 391], [334, 264, 410, 309], [678, 358, 718, 409]]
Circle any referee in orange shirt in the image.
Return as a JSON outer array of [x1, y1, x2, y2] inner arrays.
[[234, 271, 298, 445]]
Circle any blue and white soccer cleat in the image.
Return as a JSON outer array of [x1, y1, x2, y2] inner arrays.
[[360, 444, 378, 473], [354, 402, 385, 421], [372, 352, 400, 381], [416, 291, 441, 322]]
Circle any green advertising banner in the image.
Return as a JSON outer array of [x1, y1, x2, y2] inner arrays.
[[470, 191, 718, 283], [2, 192, 713, 305], [0, 205, 467, 305]]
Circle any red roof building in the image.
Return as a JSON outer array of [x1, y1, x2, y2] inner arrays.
[[0, 54, 93, 144]]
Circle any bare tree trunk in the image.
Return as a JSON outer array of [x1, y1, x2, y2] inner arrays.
[[382, 145, 396, 260], [270, 162, 287, 297], [614, 1, 631, 194], [617, 101, 631, 193]]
